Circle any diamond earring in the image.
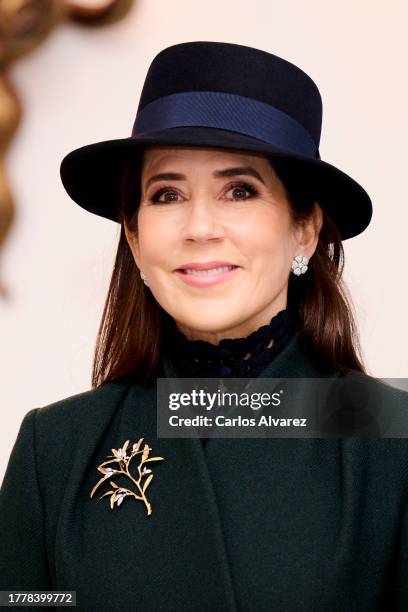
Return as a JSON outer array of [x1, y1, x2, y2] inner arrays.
[[291, 255, 309, 276], [140, 270, 149, 287]]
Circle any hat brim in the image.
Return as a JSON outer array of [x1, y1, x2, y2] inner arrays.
[[59, 126, 372, 240]]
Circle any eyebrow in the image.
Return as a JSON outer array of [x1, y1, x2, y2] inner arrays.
[[144, 166, 266, 190]]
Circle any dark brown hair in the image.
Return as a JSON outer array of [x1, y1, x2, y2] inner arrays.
[[91, 149, 368, 388]]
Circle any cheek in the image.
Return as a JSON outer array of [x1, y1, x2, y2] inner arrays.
[[242, 210, 293, 265], [136, 211, 172, 264]]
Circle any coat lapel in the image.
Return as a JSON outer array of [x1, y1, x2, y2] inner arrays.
[[158, 329, 343, 609]]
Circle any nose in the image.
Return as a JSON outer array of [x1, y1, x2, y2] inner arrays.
[[181, 197, 226, 243]]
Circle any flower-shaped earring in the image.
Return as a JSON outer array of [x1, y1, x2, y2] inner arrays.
[[291, 255, 309, 276], [140, 270, 149, 287]]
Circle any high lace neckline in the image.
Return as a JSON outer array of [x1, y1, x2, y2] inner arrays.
[[161, 304, 300, 380]]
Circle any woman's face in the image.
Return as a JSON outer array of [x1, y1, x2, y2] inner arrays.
[[125, 146, 322, 343]]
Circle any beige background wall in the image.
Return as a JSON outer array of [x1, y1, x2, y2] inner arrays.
[[1, 0, 407, 478]]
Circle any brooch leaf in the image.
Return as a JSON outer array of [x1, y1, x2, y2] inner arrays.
[[90, 438, 164, 516]]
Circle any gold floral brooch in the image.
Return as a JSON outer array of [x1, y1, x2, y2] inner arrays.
[[90, 438, 164, 516]]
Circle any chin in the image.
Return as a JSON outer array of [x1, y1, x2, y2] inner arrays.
[[172, 309, 247, 336]]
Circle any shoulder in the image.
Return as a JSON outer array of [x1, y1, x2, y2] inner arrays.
[[337, 373, 408, 415], [34, 379, 131, 430], [327, 374, 408, 469], [17, 381, 134, 467], [10, 380, 147, 499]]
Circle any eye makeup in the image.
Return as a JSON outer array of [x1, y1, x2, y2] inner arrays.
[[148, 181, 260, 204]]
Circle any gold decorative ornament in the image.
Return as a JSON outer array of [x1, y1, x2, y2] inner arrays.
[[90, 438, 164, 516], [0, 0, 134, 298]]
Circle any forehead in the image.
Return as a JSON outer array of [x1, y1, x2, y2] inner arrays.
[[141, 145, 269, 171]]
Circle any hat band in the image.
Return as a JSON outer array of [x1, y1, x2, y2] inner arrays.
[[132, 91, 320, 159]]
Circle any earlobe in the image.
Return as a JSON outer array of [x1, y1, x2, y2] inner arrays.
[[309, 203, 324, 254], [297, 202, 323, 256], [313, 202, 324, 236]]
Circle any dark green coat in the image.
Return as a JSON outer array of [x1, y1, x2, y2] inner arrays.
[[1, 331, 407, 611]]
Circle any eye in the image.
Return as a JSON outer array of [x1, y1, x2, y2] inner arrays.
[[149, 186, 182, 204], [224, 181, 259, 201], [148, 181, 259, 205]]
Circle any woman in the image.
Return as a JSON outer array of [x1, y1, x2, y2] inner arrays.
[[0, 41, 407, 611]]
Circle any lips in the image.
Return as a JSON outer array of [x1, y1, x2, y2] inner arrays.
[[176, 261, 239, 272], [174, 262, 241, 288], [178, 265, 238, 276]]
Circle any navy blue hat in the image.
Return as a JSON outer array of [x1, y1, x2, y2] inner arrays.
[[60, 40, 372, 240]]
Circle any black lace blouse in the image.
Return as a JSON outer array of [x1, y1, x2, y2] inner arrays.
[[161, 304, 300, 446]]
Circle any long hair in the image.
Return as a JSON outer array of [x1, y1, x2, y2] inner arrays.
[[91, 150, 368, 388]]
